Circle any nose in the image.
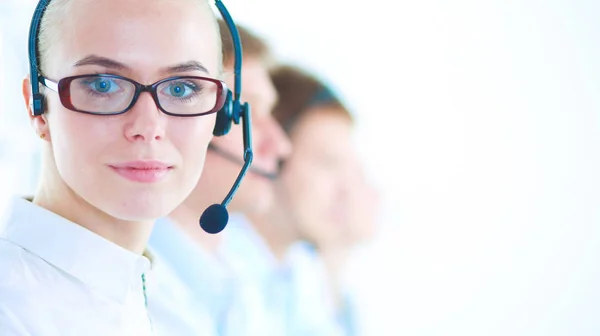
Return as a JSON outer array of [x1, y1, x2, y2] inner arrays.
[[335, 167, 356, 206], [265, 116, 292, 159], [123, 92, 166, 143]]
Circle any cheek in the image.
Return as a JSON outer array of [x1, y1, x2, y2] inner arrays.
[[169, 117, 215, 171], [212, 123, 243, 153], [47, 106, 114, 167], [281, 164, 333, 216]]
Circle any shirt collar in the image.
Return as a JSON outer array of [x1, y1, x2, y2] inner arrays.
[[0, 196, 151, 303], [222, 213, 298, 280], [149, 217, 232, 284]]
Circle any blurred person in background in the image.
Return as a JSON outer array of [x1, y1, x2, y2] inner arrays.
[[148, 20, 292, 335], [0, 0, 232, 334], [246, 64, 380, 336], [318, 163, 381, 336]]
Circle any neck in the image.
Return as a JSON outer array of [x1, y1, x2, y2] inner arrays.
[[34, 168, 153, 255], [319, 246, 350, 311], [247, 205, 298, 262], [169, 202, 222, 252]]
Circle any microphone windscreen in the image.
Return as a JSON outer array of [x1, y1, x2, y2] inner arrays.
[[199, 203, 229, 234]]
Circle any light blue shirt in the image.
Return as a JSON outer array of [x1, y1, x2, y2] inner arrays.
[[145, 246, 218, 336], [149, 217, 275, 336], [337, 292, 360, 336], [220, 214, 345, 336], [150, 214, 346, 335], [283, 244, 361, 336]]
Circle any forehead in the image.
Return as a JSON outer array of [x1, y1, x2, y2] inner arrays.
[[47, 0, 220, 77], [239, 59, 277, 116], [292, 107, 354, 154]]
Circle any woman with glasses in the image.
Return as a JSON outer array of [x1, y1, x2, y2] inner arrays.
[[0, 0, 232, 334]]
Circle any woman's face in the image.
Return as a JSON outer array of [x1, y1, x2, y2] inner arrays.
[[26, 0, 221, 220]]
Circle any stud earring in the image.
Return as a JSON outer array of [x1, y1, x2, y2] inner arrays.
[[40, 133, 46, 139]]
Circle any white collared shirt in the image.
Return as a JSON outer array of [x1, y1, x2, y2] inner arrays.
[[0, 197, 153, 336]]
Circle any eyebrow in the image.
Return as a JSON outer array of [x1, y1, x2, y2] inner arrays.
[[74, 55, 129, 70], [73, 55, 209, 75], [160, 60, 209, 75]]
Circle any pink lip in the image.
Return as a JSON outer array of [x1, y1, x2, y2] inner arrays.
[[108, 160, 173, 183]]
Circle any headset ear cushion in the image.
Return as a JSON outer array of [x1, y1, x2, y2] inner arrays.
[[32, 94, 45, 116], [213, 90, 233, 136]]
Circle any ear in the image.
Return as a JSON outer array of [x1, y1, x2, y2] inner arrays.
[[22, 76, 50, 141]]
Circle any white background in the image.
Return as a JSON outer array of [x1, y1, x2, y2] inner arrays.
[[1, 1, 600, 335]]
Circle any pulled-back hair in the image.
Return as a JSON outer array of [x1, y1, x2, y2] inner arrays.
[[270, 65, 353, 133], [37, 0, 219, 74], [217, 19, 270, 66]]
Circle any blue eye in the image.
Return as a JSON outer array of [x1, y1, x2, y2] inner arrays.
[[95, 79, 110, 92], [169, 83, 185, 97], [166, 82, 195, 98], [87, 78, 120, 94]]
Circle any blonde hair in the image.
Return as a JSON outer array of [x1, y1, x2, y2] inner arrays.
[[37, 0, 71, 74], [37, 0, 222, 75]]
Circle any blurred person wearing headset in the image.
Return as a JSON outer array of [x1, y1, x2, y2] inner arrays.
[[148, 20, 292, 335], [246, 65, 381, 336], [0, 0, 255, 334]]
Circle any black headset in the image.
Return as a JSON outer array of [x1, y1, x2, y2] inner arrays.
[[28, 0, 253, 234]]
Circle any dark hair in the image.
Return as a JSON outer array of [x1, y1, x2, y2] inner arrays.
[[270, 65, 353, 133]]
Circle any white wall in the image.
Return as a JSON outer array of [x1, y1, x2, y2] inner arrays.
[[0, 0, 40, 210], [221, 1, 600, 335], [1, 1, 599, 335]]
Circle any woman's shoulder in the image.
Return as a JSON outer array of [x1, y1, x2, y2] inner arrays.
[[0, 239, 45, 285], [0, 239, 68, 291], [0, 240, 41, 311], [0, 241, 60, 335]]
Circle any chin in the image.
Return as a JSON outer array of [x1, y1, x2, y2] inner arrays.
[[113, 208, 168, 222], [238, 182, 274, 214], [233, 196, 271, 215], [107, 205, 170, 222], [251, 194, 274, 214], [99, 193, 180, 222]]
